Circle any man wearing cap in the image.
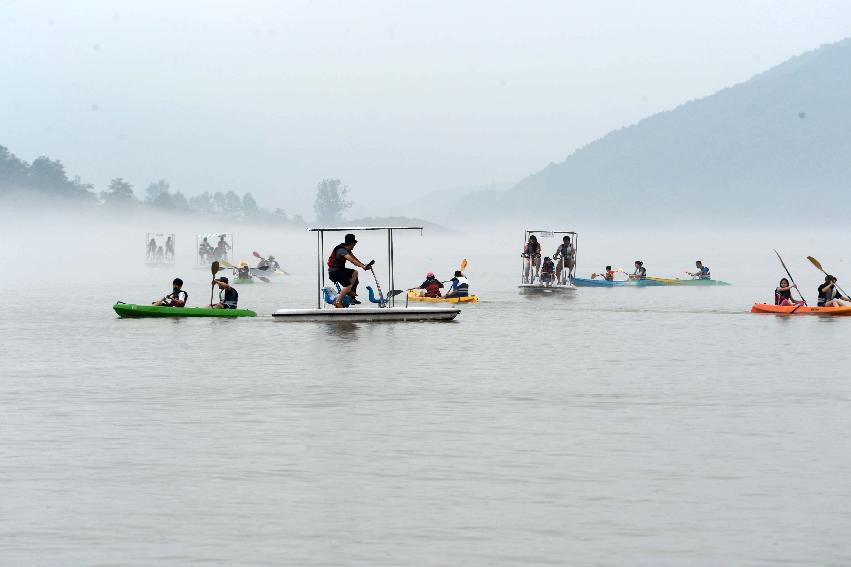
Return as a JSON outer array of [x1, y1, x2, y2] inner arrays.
[[417, 272, 444, 298], [327, 233, 373, 308]]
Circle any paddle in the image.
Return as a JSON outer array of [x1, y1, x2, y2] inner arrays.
[[210, 261, 220, 305], [807, 255, 850, 298], [774, 249, 807, 306]]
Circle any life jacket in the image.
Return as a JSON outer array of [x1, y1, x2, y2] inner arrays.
[[605, 270, 615, 281], [775, 287, 792, 305], [166, 289, 188, 305], [699, 266, 710, 279], [327, 244, 348, 270], [220, 287, 238, 307], [541, 259, 555, 273], [525, 242, 540, 256], [450, 276, 469, 294], [423, 278, 442, 297]]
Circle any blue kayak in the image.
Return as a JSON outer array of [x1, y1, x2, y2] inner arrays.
[[572, 277, 663, 287]]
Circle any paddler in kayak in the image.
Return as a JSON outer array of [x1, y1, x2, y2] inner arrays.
[[445, 270, 470, 298], [687, 260, 711, 280], [775, 278, 804, 307], [328, 233, 373, 308], [210, 276, 239, 309], [256, 254, 280, 272], [629, 260, 647, 280], [592, 266, 616, 281], [153, 277, 188, 307], [818, 275, 850, 307], [235, 261, 251, 280], [553, 235, 575, 282], [417, 272, 444, 298], [522, 235, 542, 284]]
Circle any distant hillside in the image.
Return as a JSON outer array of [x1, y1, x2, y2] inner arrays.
[[495, 37, 851, 223]]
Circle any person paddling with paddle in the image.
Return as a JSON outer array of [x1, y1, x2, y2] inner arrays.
[[687, 260, 711, 280], [417, 272, 444, 298], [153, 278, 188, 307], [328, 233, 373, 308], [210, 276, 239, 309], [775, 278, 804, 307], [818, 275, 850, 307], [445, 270, 470, 298], [629, 260, 647, 280]]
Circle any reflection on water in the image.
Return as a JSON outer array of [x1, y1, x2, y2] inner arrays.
[[2, 259, 851, 566]]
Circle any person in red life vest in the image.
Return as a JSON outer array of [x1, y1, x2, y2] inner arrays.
[[593, 266, 616, 281], [418, 272, 444, 298], [327, 233, 373, 308]]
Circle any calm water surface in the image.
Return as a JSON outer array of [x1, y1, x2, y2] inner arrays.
[[3, 247, 851, 565]]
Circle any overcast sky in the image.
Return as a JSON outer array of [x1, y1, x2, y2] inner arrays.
[[3, 0, 851, 217]]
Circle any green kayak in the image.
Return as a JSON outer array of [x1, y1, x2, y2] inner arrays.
[[113, 303, 257, 318], [233, 277, 254, 284]]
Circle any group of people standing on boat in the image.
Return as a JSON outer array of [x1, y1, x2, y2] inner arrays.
[[198, 235, 231, 263], [146, 235, 175, 263], [522, 234, 576, 285]]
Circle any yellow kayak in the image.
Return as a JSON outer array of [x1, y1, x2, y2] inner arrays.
[[407, 290, 479, 303]]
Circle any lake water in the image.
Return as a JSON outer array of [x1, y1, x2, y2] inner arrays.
[[3, 224, 851, 565]]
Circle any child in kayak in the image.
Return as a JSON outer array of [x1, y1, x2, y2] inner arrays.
[[818, 275, 850, 307], [210, 276, 239, 309], [418, 272, 444, 298], [540, 257, 555, 285], [775, 278, 804, 306], [445, 270, 470, 298], [153, 278, 188, 307], [629, 260, 647, 280], [592, 266, 616, 281], [688, 260, 711, 280]]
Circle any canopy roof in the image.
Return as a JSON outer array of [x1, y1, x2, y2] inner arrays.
[[525, 229, 577, 235], [308, 226, 423, 232], [197, 233, 232, 239]]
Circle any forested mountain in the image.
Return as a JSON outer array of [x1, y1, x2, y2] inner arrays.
[[495, 38, 851, 222]]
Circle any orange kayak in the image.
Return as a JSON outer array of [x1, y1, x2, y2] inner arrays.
[[751, 303, 851, 316]]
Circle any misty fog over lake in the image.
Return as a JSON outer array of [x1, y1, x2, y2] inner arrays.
[[3, 2, 851, 565]]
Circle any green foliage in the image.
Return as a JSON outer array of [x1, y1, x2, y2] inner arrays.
[[0, 145, 93, 200], [313, 178, 352, 224], [0, 143, 305, 225]]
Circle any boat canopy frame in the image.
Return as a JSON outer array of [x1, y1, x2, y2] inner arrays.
[[145, 232, 176, 264], [196, 232, 234, 265], [310, 226, 423, 309], [521, 229, 579, 285]]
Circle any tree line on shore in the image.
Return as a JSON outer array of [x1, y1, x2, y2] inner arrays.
[[0, 144, 355, 225]]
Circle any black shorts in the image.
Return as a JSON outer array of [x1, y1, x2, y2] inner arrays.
[[329, 268, 355, 287]]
